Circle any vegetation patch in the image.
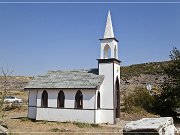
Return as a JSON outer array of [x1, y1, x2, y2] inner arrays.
[[20, 117, 32, 122], [121, 61, 170, 79], [154, 47, 180, 117], [60, 121, 71, 124], [50, 127, 70, 132], [3, 103, 22, 111], [122, 87, 156, 114], [90, 123, 100, 127], [41, 120, 48, 124], [72, 121, 100, 128]]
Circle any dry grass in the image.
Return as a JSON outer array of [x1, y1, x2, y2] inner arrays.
[[2, 105, 119, 134]]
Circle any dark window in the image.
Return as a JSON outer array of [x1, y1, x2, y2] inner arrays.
[[57, 91, 65, 108], [97, 91, 100, 109], [75, 90, 83, 109], [41, 90, 48, 107]]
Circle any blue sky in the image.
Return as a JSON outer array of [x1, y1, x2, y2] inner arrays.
[[0, 1, 180, 76]]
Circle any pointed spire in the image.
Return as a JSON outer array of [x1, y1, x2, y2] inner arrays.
[[104, 11, 114, 39]]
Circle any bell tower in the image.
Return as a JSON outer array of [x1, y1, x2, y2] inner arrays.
[[100, 11, 118, 59], [97, 11, 120, 124]]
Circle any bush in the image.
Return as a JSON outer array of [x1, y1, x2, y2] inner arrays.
[[72, 122, 91, 128], [50, 128, 68, 132], [3, 103, 22, 111], [20, 117, 31, 122], [72, 121, 100, 128], [123, 87, 156, 113]]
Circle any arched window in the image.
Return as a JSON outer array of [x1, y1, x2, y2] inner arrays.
[[97, 91, 100, 109], [104, 44, 111, 59], [57, 91, 65, 108], [41, 90, 48, 108], [75, 90, 83, 109]]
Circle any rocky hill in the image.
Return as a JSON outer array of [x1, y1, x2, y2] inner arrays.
[[120, 61, 170, 95], [121, 61, 170, 78], [0, 76, 32, 91], [0, 61, 170, 93]]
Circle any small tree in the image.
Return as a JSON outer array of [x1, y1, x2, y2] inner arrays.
[[0, 67, 13, 117], [156, 47, 180, 116]]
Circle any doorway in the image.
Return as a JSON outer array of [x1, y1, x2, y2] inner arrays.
[[115, 77, 120, 118]]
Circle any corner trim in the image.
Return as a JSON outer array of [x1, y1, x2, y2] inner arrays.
[[30, 106, 114, 111], [94, 90, 96, 124], [113, 62, 115, 124], [25, 87, 98, 90], [99, 38, 119, 42], [97, 58, 121, 65]]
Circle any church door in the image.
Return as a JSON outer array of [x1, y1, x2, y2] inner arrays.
[[115, 78, 120, 118]]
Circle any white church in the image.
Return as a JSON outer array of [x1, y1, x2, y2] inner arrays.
[[25, 11, 121, 124]]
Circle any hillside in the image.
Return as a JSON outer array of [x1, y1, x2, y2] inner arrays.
[[121, 61, 170, 78], [0, 76, 32, 91], [0, 61, 170, 95], [120, 61, 170, 96]]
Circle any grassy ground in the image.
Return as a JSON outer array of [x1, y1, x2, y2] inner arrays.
[[0, 91, 123, 134], [2, 106, 121, 134], [0, 90, 179, 134]]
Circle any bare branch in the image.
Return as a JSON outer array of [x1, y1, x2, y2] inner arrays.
[[0, 66, 13, 117]]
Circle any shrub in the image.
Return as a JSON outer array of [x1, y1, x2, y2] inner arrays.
[[72, 121, 100, 128], [41, 120, 48, 124], [60, 121, 71, 124], [90, 123, 100, 128], [3, 103, 21, 111], [20, 117, 31, 122], [72, 122, 91, 128], [123, 87, 156, 113], [50, 128, 67, 132]]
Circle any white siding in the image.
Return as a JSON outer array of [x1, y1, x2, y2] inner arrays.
[[28, 82, 117, 124], [99, 63, 114, 109], [95, 109, 114, 124], [28, 90, 37, 119], [29, 90, 37, 106], [36, 89, 96, 109], [33, 89, 96, 123], [95, 110, 101, 123], [36, 108, 95, 123], [98, 61, 120, 124], [28, 106, 37, 119], [99, 110, 114, 124]]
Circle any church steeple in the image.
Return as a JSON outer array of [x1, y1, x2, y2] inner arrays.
[[104, 11, 114, 39], [97, 11, 121, 124], [99, 11, 119, 59]]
